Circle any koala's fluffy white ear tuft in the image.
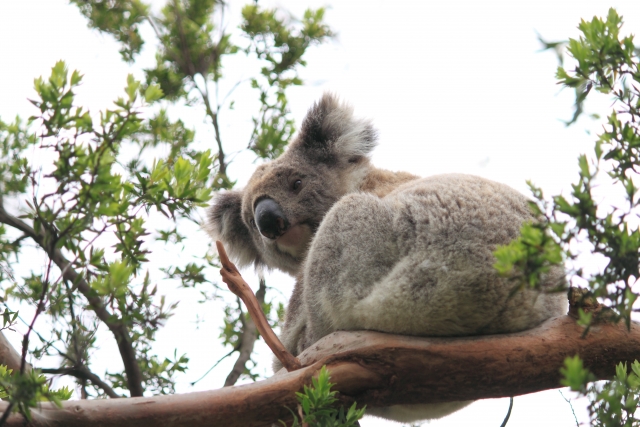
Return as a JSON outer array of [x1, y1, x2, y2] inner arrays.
[[292, 93, 378, 164], [206, 190, 262, 270]]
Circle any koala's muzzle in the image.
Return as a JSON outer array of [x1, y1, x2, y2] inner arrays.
[[254, 198, 289, 239]]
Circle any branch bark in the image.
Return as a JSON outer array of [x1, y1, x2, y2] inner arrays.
[[41, 366, 120, 399], [216, 241, 302, 372], [223, 279, 266, 387], [1, 315, 638, 427], [0, 202, 144, 397], [0, 310, 114, 398], [0, 331, 29, 373]]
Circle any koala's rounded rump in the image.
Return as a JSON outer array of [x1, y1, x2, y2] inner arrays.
[[296, 173, 566, 355]]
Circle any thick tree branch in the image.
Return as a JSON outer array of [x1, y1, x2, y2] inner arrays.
[[223, 279, 266, 387], [0, 202, 144, 397], [0, 331, 29, 373], [41, 366, 120, 399], [1, 316, 638, 427], [216, 241, 302, 372]]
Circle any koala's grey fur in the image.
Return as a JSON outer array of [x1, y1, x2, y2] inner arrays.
[[207, 93, 566, 423]]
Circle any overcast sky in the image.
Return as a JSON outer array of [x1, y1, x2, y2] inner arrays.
[[2, 1, 640, 426]]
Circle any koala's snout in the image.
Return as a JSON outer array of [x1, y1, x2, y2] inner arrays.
[[254, 198, 289, 239]]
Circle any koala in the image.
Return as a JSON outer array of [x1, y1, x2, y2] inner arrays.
[[207, 93, 566, 423]]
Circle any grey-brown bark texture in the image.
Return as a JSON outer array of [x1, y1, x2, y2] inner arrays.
[[0, 332, 24, 374], [1, 315, 638, 427]]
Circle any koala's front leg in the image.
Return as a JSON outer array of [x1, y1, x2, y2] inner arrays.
[[302, 193, 399, 346], [274, 275, 316, 373]]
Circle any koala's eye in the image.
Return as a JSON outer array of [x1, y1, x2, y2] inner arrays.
[[292, 179, 302, 191], [250, 219, 257, 228]]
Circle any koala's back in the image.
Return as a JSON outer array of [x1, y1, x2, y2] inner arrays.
[[287, 174, 566, 356]]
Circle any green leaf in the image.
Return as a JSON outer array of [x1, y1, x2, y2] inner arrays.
[[560, 355, 594, 392], [143, 84, 163, 103], [70, 69, 83, 86], [125, 74, 140, 102]]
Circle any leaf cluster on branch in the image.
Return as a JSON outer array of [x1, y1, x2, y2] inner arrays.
[[503, 8, 640, 426], [0, 0, 333, 421]]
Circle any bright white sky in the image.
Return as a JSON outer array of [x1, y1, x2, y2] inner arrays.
[[2, 1, 640, 426]]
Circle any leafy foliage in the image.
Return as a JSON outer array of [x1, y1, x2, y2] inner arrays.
[[0, 61, 205, 404], [494, 7, 640, 329], [70, 0, 150, 62], [242, 6, 332, 160], [562, 358, 640, 426], [0, 307, 17, 332], [0, 0, 332, 416], [0, 365, 72, 419], [286, 366, 365, 427], [498, 8, 640, 427]]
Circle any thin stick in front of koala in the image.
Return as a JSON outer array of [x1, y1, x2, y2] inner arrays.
[[216, 241, 303, 372]]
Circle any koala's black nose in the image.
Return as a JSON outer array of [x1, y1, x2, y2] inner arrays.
[[254, 198, 289, 239]]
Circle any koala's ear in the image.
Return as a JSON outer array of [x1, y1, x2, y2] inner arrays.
[[206, 190, 262, 270], [291, 93, 378, 164]]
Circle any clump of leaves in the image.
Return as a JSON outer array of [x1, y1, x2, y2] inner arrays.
[[498, 8, 640, 427], [494, 7, 640, 329], [0, 0, 333, 404], [285, 366, 365, 427], [561, 357, 640, 426], [0, 307, 18, 331], [0, 365, 72, 420], [242, 6, 333, 160], [1, 0, 333, 409], [0, 60, 211, 401]]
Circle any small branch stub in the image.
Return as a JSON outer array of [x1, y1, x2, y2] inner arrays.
[[216, 240, 302, 371]]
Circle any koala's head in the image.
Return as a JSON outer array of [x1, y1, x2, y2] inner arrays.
[[207, 93, 378, 275]]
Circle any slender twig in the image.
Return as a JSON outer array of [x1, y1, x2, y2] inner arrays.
[[40, 366, 120, 399], [500, 397, 514, 427], [197, 82, 226, 176], [145, 15, 162, 40], [190, 347, 236, 386], [0, 402, 14, 426], [218, 78, 249, 111], [216, 241, 302, 371], [223, 279, 266, 386], [0, 251, 51, 425], [559, 390, 580, 427], [12, 309, 65, 358], [8, 234, 29, 248], [63, 278, 88, 398], [21, 257, 52, 375]]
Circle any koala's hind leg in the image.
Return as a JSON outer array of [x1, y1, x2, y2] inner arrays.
[[302, 193, 400, 345], [302, 193, 474, 424]]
